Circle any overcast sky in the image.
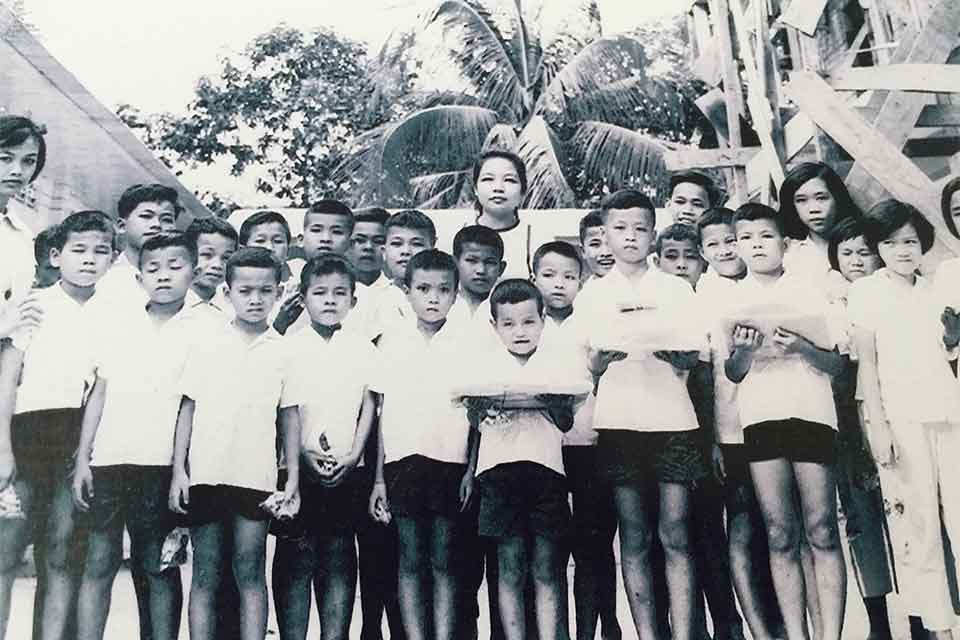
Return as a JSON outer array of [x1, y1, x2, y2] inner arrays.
[[20, 0, 689, 204]]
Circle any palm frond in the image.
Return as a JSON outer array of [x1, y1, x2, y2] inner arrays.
[[516, 116, 575, 209], [482, 123, 519, 151], [570, 121, 669, 204], [530, 0, 602, 97], [410, 170, 473, 209], [426, 0, 530, 121], [551, 75, 685, 134]]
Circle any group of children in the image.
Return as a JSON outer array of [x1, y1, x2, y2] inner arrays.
[[0, 114, 959, 640]]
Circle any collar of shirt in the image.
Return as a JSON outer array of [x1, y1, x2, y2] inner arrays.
[[185, 288, 224, 312], [222, 320, 283, 349], [1, 204, 32, 234], [876, 266, 928, 291]]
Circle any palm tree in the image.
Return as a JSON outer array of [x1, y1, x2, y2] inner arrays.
[[337, 0, 697, 209]]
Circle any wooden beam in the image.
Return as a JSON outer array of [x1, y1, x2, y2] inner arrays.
[[709, 0, 748, 204], [855, 104, 960, 127], [664, 147, 760, 171], [828, 65, 960, 93], [840, 23, 872, 70], [786, 72, 960, 255], [778, 0, 829, 36]]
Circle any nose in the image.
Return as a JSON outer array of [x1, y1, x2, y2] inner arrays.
[[675, 261, 687, 272]]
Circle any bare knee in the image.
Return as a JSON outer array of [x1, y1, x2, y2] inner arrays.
[[805, 516, 840, 553], [658, 517, 691, 555], [531, 550, 563, 584], [233, 548, 266, 587], [430, 547, 453, 577], [766, 521, 799, 555], [619, 521, 653, 557], [398, 538, 422, 575], [498, 544, 526, 587]]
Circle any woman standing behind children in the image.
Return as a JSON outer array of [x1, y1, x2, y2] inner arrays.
[[472, 150, 532, 280]]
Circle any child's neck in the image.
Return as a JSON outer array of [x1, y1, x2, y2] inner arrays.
[[460, 286, 488, 311], [311, 320, 341, 342], [508, 347, 536, 364], [232, 317, 269, 341], [546, 304, 573, 324], [0, 194, 9, 213], [417, 317, 446, 338], [616, 259, 650, 280], [60, 280, 95, 304], [720, 268, 748, 282], [357, 270, 382, 287], [750, 265, 785, 285], [147, 298, 185, 323], [885, 268, 917, 287], [191, 282, 216, 302], [477, 209, 519, 231], [807, 232, 829, 252], [122, 246, 140, 267]]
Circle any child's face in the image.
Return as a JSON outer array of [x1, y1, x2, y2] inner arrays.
[[226, 266, 280, 325], [245, 222, 290, 262], [350, 221, 386, 275], [876, 223, 922, 278], [656, 238, 705, 288], [604, 208, 656, 264], [581, 226, 614, 277], [0, 138, 39, 199], [302, 212, 352, 259], [668, 182, 710, 226], [793, 177, 837, 237], [120, 201, 177, 250], [735, 219, 786, 275], [700, 223, 745, 278], [407, 268, 457, 325], [50, 231, 113, 289], [457, 242, 505, 297], [384, 227, 432, 281], [194, 233, 236, 292], [303, 272, 356, 327], [533, 252, 581, 310], [139, 246, 194, 305], [475, 157, 524, 217], [492, 299, 544, 356], [836, 235, 880, 283]]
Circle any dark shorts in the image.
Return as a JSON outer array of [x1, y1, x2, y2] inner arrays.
[[718, 444, 757, 516], [384, 455, 467, 519], [562, 445, 617, 539], [743, 419, 838, 465], [80, 465, 178, 536], [596, 429, 707, 488], [10, 408, 81, 491], [477, 462, 570, 540], [271, 466, 372, 539], [185, 484, 273, 527]]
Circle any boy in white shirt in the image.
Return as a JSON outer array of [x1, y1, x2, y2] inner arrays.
[[0, 210, 115, 639], [72, 232, 211, 640], [350, 207, 389, 288], [185, 216, 237, 312], [270, 254, 379, 640], [168, 247, 301, 640], [369, 249, 474, 640], [725, 203, 846, 640], [447, 225, 506, 343], [578, 210, 614, 280]]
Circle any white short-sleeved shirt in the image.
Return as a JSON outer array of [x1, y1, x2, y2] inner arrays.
[[458, 213, 532, 281], [95, 253, 148, 309], [576, 265, 705, 433], [372, 320, 471, 464], [282, 325, 378, 462], [848, 269, 960, 424], [933, 257, 960, 311], [446, 296, 500, 351], [472, 344, 587, 476], [542, 313, 597, 447], [11, 284, 97, 414], [89, 302, 219, 467], [726, 271, 839, 430], [0, 205, 36, 333], [784, 238, 832, 291], [696, 273, 743, 444], [179, 323, 291, 492], [346, 277, 415, 341]]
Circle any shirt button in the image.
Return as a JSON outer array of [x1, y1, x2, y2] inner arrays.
[[3, 289, 10, 301]]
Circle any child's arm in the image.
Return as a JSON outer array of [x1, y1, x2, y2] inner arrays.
[[460, 426, 479, 513], [0, 343, 24, 492], [278, 406, 301, 503], [325, 388, 377, 487], [72, 376, 107, 511], [852, 326, 896, 466], [725, 326, 763, 383], [653, 350, 701, 370], [168, 396, 195, 515], [770, 327, 844, 376], [536, 396, 575, 432], [587, 348, 628, 391], [367, 410, 390, 523]]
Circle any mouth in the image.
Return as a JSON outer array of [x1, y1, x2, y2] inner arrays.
[[751, 253, 767, 259], [488, 196, 507, 204], [0, 179, 22, 189]]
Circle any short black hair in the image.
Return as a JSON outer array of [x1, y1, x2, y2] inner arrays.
[[404, 249, 459, 290], [452, 224, 504, 260], [601, 189, 656, 227], [733, 203, 783, 235], [117, 184, 179, 220], [139, 231, 198, 269], [354, 207, 390, 226], [33, 226, 58, 265], [668, 170, 718, 206], [52, 210, 115, 250], [473, 150, 528, 195], [697, 207, 736, 238], [225, 247, 282, 286], [239, 210, 292, 245], [656, 223, 701, 256], [578, 209, 606, 244], [0, 116, 46, 183], [827, 218, 876, 272], [862, 199, 936, 254], [299, 254, 357, 295], [185, 216, 239, 251], [489, 278, 544, 321], [385, 210, 437, 246], [532, 240, 582, 276], [778, 162, 861, 240], [305, 199, 355, 232], [940, 176, 960, 240]]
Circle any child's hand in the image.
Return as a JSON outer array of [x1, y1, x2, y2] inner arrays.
[[0, 451, 15, 493], [72, 461, 94, 511], [942, 306, 960, 349], [731, 325, 763, 353], [771, 327, 813, 357], [368, 482, 392, 524], [711, 444, 726, 483], [168, 470, 190, 515], [588, 348, 628, 378], [459, 471, 475, 512], [320, 453, 360, 487], [0, 293, 44, 340], [273, 292, 304, 334], [302, 451, 337, 481], [464, 396, 500, 426], [653, 350, 700, 371]]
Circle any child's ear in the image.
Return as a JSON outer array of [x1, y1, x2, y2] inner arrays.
[[652, 255, 661, 268], [135, 271, 144, 286], [497, 260, 506, 279], [114, 218, 126, 236], [350, 293, 357, 309], [48, 247, 61, 269]]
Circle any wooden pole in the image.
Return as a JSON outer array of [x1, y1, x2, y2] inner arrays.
[[708, 0, 748, 205]]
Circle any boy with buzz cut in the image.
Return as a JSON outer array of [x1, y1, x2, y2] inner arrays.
[[239, 209, 296, 286], [72, 231, 214, 640], [185, 216, 238, 313], [579, 210, 614, 281], [531, 241, 621, 640], [350, 207, 389, 287], [271, 254, 380, 640], [368, 249, 475, 640], [577, 189, 707, 640], [447, 225, 506, 337], [666, 170, 719, 227], [654, 223, 707, 290], [0, 210, 115, 640]]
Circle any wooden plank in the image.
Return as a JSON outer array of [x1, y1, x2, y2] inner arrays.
[[709, 0, 748, 204], [778, 0, 830, 36], [663, 147, 760, 171], [786, 72, 960, 255], [856, 105, 960, 127], [828, 65, 960, 93], [840, 23, 872, 70]]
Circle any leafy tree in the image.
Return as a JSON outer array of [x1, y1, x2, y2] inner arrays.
[[337, 0, 708, 209]]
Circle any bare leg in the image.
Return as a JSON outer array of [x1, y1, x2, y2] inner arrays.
[[430, 515, 459, 640], [0, 480, 33, 639], [76, 524, 123, 640], [313, 532, 357, 640], [612, 484, 659, 640], [659, 482, 696, 640], [272, 535, 316, 640], [188, 522, 226, 640], [497, 537, 529, 640], [727, 509, 775, 640], [396, 517, 428, 640], [39, 479, 79, 640], [531, 535, 570, 640], [231, 516, 269, 640]]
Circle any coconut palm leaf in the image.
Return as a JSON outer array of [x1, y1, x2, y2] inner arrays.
[[529, 0, 601, 97], [571, 120, 669, 203], [516, 115, 576, 209], [548, 75, 684, 134], [482, 123, 519, 151], [410, 170, 473, 208]]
